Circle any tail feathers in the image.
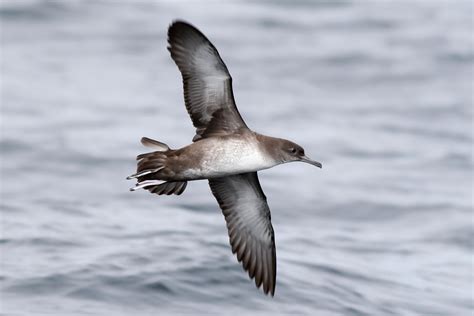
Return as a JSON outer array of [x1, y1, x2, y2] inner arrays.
[[131, 151, 167, 180], [128, 137, 187, 195], [130, 180, 187, 195], [141, 137, 169, 151], [130, 180, 162, 191], [127, 155, 166, 180], [150, 181, 187, 195], [126, 166, 164, 180]]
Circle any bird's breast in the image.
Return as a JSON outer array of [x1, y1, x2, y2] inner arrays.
[[188, 137, 277, 178]]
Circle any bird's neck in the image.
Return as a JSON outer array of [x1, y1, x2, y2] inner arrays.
[[254, 133, 286, 164]]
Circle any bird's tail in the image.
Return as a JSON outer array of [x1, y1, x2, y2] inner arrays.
[[127, 137, 187, 195]]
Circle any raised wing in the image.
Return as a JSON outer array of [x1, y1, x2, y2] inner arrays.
[[167, 21, 248, 141], [209, 172, 276, 296]]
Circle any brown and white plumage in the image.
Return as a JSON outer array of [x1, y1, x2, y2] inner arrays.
[[168, 21, 277, 295], [129, 20, 322, 297]]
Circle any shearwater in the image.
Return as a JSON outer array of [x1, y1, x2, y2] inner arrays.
[[128, 20, 322, 296]]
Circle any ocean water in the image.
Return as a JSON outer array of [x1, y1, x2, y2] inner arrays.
[[1, 1, 472, 315]]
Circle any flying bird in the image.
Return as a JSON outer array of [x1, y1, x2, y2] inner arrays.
[[128, 20, 322, 296]]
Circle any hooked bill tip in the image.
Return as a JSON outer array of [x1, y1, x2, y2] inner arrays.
[[301, 156, 322, 168]]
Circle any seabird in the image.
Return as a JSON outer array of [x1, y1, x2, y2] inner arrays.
[[128, 20, 322, 296]]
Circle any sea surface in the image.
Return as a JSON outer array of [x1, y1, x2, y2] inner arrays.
[[1, 1, 472, 315]]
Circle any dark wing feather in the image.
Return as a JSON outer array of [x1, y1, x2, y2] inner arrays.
[[167, 21, 248, 141], [209, 172, 276, 296]]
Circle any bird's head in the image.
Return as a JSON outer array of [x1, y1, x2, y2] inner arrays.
[[277, 139, 322, 168]]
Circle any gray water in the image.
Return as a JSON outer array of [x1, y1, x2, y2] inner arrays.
[[1, 1, 472, 315]]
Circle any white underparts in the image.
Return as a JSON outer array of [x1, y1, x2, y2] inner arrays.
[[186, 137, 278, 178]]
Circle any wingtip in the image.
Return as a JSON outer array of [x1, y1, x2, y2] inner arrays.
[[262, 284, 275, 297], [169, 19, 193, 30], [168, 19, 194, 38], [167, 19, 205, 47]]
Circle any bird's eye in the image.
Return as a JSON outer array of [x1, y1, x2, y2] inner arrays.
[[290, 148, 297, 154]]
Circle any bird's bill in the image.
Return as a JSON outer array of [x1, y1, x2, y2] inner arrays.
[[300, 155, 322, 168]]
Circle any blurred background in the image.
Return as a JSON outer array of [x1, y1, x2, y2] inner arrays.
[[1, 1, 472, 315]]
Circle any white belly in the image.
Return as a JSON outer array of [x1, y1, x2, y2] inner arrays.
[[184, 137, 277, 179]]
